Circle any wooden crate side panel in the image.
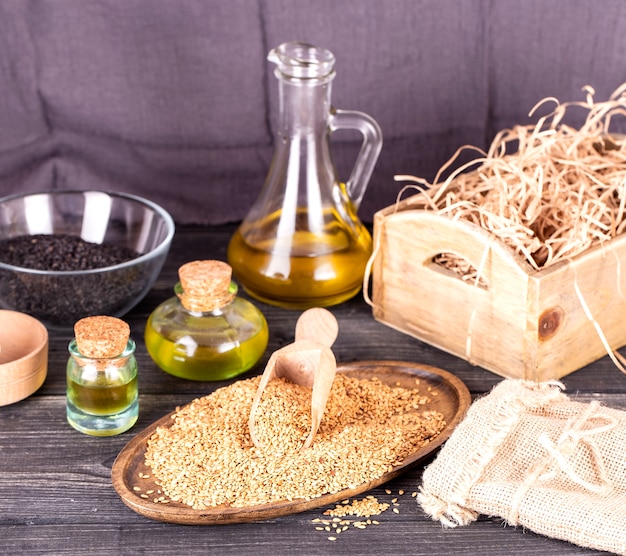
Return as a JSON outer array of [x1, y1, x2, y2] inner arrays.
[[533, 234, 626, 380], [372, 205, 626, 381], [372, 211, 533, 379]]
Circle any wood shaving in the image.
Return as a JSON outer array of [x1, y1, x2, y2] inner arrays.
[[396, 83, 626, 270]]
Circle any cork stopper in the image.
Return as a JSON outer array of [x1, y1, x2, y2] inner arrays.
[[177, 260, 236, 312], [74, 316, 131, 358]]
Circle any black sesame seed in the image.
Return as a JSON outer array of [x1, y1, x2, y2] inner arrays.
[[0, 234, 138, 270], [0, 234, 148, 326]]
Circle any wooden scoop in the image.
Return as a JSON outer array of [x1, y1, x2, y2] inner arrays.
[[248, 307, 339, 450]]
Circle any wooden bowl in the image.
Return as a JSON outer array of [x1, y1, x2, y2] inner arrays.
[[0, 310, 48, 406]]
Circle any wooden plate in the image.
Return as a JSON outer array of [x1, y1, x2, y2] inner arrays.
[[111, 360, 471, 525]]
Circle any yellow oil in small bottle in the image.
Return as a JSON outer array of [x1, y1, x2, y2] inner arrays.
[[67, 374, 138, 416], [227, 209, 372, 309], [66, 317, 139, 437], [144, 260, 269, 381], [144, 321, 268, 381]]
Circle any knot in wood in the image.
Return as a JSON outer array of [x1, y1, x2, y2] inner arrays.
[[538, 307, 563, 341]]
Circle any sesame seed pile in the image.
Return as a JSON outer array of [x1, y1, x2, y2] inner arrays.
[[144, 374, 446, 510], [312, 491, 413, 540], [324, 495, 390, 518]]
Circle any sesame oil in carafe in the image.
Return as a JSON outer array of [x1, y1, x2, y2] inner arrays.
[[227, 42, 382, 309], [228, 204, 372, 308]]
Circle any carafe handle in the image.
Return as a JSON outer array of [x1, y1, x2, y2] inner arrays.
[[330, 109, 383, 210]]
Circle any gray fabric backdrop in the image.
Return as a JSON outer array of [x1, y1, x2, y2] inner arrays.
[[1, 0, 626, 224]]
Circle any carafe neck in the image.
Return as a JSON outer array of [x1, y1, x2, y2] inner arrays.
[[275, 71, 334, 134]]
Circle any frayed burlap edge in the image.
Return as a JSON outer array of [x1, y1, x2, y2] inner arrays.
[[418, 379, 564, 527], [418, 379, 626, 555]]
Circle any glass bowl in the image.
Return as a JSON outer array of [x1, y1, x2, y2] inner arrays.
[[0, 190, 175, 328]]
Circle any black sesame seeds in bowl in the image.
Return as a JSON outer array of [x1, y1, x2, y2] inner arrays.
[[0, 190, 175, 328]]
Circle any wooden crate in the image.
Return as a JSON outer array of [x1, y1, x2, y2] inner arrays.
[[370, 201, 626, 381]]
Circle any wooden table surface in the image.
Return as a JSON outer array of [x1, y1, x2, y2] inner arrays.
[[1, 224, 624, 556]]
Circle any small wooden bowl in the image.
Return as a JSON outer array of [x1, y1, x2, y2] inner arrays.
[[0, 310, 48, 406]]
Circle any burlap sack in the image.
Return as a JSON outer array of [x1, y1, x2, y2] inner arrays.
[[418, 379, 626, 555]]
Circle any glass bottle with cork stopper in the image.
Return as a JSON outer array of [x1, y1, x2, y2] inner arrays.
[[144, 260, 269, 381], [66, 316, 138, 436]]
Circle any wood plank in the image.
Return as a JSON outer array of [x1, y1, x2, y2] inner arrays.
[[0, 224, 623, 556], [0, 520, 606, 556], [373, 208, 626, 382]]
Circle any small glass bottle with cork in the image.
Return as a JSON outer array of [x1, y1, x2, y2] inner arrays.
[[144, 260, 269, 381], [66, 315, 138, 436]]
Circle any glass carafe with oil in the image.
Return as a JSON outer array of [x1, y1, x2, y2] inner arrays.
[[227, 41, 382, 309]]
